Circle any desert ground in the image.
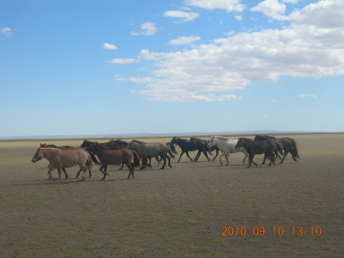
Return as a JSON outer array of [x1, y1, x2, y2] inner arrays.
[[0, 133, 343, 258]]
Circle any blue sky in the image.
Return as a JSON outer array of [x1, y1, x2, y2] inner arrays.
[[1, 0, 343, 138]]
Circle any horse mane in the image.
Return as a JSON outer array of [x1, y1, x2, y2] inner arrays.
[[94, 142, 109, 149], [132, 140, 147, 144], [190, 137, 204, 141], [111, 139, 129, 144], [214, 136, 229, 141]]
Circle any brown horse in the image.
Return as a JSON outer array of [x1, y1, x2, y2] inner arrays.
[[40, 143, 93, 179], [31, 147, 93, 183], [254, 135, 300, 164], [85, 142, 140, 180]]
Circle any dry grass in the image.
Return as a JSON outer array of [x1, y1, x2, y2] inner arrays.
[[0, 134, 343, 257]]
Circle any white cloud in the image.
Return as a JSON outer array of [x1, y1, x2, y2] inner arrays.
[[271, 99, 278, 103], [297, 94, 307, 98], [168, 36, 200, 45], [235, 15, 242, 21], [184, 0, 245, 12], [129, 90, 136, 93], [1, 27, 12, 36], [285, 0, 344, 28], [131, 22, 158, 36], [112, 1, 344, 102], [163, 11, 200, 22], [263, 114, 268, 117], [102, 43, 117, 50], [107, 58, 140, 64], [251, 0, 286, 20], [308, 94, 317, 98]]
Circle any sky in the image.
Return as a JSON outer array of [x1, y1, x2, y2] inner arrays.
[[1, 0, 344, 138]]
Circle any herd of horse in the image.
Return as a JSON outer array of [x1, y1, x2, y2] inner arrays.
[[31, 135, 300, 183]]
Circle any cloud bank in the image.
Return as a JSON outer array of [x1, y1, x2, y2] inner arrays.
[[115, 0, 344, 102]]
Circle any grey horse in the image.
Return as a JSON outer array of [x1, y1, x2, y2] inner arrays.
[[126, 140, 178, 170]]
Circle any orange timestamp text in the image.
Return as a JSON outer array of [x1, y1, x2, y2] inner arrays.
[[222, 226, 322, 236]]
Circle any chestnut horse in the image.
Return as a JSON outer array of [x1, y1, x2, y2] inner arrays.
[[40, 143, 93, 179], [85, 142, 140, 180], [31, 147, 93, 183]]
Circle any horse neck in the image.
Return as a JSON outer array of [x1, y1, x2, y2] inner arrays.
[[94, 144, 106, 156], [40, 148, 57, 162]]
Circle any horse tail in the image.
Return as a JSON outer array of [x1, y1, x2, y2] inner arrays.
[[88, 151, 100, 165], [290, 139, 300, 159], [167, 142, 178, 154], [131, 150, 141, 168], [85, 152, 94, 170]]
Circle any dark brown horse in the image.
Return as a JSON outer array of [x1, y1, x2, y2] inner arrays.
[[190, 138, 219, 162], [235, 138, 282, 167], [170, 137, 212, 162], [254, 135, 300, 164], [85, 142, 140, 180], [31, 147, 93, 183], [81, 139, 160, 168], [39, 143, 93, 179]]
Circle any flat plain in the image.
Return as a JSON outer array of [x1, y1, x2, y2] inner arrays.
[[0, 133, 343, 258]]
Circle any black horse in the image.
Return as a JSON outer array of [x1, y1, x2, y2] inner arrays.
[[170, 137, 212, 162], [254, 135, 300, 164], [235, 138, 282, 167]]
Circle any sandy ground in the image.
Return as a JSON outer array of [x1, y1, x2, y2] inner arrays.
[[0, 134, 343, 258]]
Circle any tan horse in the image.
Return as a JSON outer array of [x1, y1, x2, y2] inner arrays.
[[31, 147, 93, 183], [40, 143, 93, 179]]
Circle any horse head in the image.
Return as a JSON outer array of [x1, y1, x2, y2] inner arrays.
[[31, 148, 43, 163], [235, 138, 244, 150], [207, 136, 216, 148]]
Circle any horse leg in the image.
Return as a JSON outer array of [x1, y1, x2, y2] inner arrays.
[[140, 157, 148, 170], [88, 169, 92, 178], [147, 157, 152, 168], [261, 153, 267, 165], [185, 151, 193, 162], [212, 149, 219, 161], [100, 164, 108, 180], [202, 150, 211, 162], [160, 154, 167, 169], [177, 151, 185, 162], [218, 152, 225, 165], [119, 163, 124, 170], [166, 155, 171, 168], [80, 166, 87, 181], [62, 167, 68, 179], [225, 154, 230, 166], [155, 156, 161, 165], [126, 162, 133, 179], [279, 151, 288, 164], [48, 166, 56, 180], [54, 167, 62, 183], [250, 154, 258, 167], [194, 151, 200, 162]]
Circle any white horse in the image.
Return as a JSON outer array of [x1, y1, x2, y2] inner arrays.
[[207, 136, 249, 165]]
